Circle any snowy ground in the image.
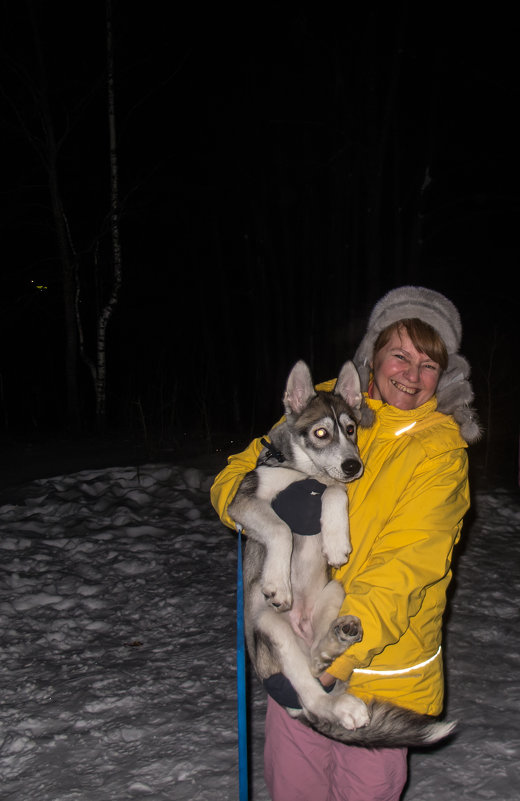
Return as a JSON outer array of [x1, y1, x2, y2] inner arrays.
[[0, 461, 519, 800]]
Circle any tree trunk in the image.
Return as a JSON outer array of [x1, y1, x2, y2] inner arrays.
[[49, 175, 82, 429], [93, 0, 122, 427], [27, 0, 82, 429]]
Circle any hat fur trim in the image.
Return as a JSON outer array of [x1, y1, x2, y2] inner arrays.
[[354, 287, 481, 444]]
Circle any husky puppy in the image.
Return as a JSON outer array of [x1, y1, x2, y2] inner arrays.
[[229, 360, 455, 747]]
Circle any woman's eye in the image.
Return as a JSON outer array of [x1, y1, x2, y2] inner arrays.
[[314, 428, 328, 439], [345, 424, 355, 436]]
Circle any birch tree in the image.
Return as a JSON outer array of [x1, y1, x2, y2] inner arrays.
[[77, 0, 122, 426], [13, 0, 84, 428], [2, 0, 123, 430]]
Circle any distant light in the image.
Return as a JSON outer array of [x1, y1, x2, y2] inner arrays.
[[30, 280, 48, 291]]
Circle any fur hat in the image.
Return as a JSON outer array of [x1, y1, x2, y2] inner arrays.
[[354, 286, 481, 443]]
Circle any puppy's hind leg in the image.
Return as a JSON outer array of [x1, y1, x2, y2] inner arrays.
[[310, 580, 362, 676], [311, 616, 363, 676], [256, 610, 367, 731]]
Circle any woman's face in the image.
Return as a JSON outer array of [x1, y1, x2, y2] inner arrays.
[[371, 327, 442, 410]]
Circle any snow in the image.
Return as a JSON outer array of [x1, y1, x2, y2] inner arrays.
[[0, 461, 519, 800]]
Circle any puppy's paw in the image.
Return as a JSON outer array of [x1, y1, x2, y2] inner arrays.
[[311, 615, 363, 674], [332, 615, 363, 645], [261, 573, 293, 611], [333, 694, 370, 731], [324, 549, 352, 569], [321, 530, 352, 568]]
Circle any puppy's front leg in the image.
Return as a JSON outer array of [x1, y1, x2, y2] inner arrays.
[[320, 484, 351, 567], [230, 492, 294, 610], [259, 516, 294, 610]]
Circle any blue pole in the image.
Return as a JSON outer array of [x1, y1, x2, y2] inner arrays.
[[236, 526, 249, 800]]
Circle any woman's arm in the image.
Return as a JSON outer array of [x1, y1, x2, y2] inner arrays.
[[210, 436, 265, 528], [328, 448, 470, 680]]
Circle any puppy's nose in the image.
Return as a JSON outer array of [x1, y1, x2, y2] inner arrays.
[[341, 459, 361, 478]]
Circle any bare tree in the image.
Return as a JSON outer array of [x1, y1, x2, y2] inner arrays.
[[16, 0, 84, 428], [77, 0, 122, 427], [2, 0, 123, 430]]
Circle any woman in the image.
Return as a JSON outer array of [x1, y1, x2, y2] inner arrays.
[[211, 287, 480, 801]]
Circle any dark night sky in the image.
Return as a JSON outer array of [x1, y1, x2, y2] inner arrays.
[[0, 3, 519, 478]]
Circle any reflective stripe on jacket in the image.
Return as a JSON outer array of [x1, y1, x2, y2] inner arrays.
[[210, 387, 470, 715]]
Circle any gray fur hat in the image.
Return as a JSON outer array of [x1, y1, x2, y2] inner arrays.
[[354, 286, 481, 443]]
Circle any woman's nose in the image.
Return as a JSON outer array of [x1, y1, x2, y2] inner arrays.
[[404, 364, 420, 382]]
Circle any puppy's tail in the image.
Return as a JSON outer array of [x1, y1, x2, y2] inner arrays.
[[304, 699, 456, 748]]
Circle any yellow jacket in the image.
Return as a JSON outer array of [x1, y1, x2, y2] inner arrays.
[[210, 384, 470, 715]]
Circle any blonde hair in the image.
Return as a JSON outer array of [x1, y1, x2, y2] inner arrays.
[[373, 319, 448, 371]]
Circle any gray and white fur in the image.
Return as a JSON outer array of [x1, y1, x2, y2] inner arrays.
[[229, 360, 456, 748]]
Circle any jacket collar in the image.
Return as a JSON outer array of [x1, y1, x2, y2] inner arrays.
[[365, 395, 440, 437]]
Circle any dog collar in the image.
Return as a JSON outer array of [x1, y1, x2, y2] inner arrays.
[[260, 437, 286, 463]]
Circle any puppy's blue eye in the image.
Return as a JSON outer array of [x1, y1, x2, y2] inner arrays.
[[314, 428, 328, 439]]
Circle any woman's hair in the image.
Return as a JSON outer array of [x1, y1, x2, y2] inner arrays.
[[373, 319, 449, 371]]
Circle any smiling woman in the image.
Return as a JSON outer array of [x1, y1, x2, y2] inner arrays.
[[212, 286, 482, 801], [369, 320, 447, 411]]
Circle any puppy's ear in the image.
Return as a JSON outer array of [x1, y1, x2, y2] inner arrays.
[[334, 361, 362, 409], [358, 402, 375, 428], [335, 361, 375, 427], [283, 361, 316, 415]]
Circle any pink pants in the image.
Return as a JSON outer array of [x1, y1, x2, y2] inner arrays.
[[264, 697, 408, 801]]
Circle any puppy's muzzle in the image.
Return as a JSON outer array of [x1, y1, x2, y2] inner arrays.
[[341, 459, 362, 479]]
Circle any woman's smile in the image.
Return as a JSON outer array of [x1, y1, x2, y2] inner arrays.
[[371, 329, 441, 410]]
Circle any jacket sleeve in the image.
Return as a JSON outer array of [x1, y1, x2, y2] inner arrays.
[[211, 381, 335, 530], [210, 436, 265, 529], [328, 446, 469, 680]]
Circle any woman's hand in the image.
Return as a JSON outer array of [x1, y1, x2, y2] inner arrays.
[[263, 672, 337, 709], [271, 478, 327, 536], [318, 670, 337, 688]]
